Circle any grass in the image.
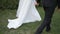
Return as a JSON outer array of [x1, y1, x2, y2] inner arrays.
[[0, 7, 60, 34]]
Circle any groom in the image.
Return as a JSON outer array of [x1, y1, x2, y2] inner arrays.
[[35, 0, 60, 34]]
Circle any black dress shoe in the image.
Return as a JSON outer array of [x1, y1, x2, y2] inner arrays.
[[46, 26, 51, 32]]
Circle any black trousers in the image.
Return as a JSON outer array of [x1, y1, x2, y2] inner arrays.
[[57, 0, 60, 8], [35, 0, 60, 34]]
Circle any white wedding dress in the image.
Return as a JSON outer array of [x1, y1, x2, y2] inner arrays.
[[7, 0, 41, 29]]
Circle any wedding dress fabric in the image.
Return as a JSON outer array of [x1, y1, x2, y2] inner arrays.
[[7, 0, 41, 29]]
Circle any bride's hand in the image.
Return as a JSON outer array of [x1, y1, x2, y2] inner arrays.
[[34, 1, 39, 6]]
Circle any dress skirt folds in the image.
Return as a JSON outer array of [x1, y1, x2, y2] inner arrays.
[[7, 0, 41, 29]]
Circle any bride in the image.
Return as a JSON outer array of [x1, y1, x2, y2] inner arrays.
[[7, 0, 41, 29]]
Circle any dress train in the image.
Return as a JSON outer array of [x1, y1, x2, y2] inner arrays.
[[7, 0, 41, 29]]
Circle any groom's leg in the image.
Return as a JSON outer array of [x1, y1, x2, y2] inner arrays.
[[35, 0, 57, 34], [57, 0, 60, 12], [46, 19, 51, 32], [57, 0, 60, 9], [35, 6, 55, 34]]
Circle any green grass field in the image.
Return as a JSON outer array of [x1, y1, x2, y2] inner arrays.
[[0, 7, 60, 34]]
